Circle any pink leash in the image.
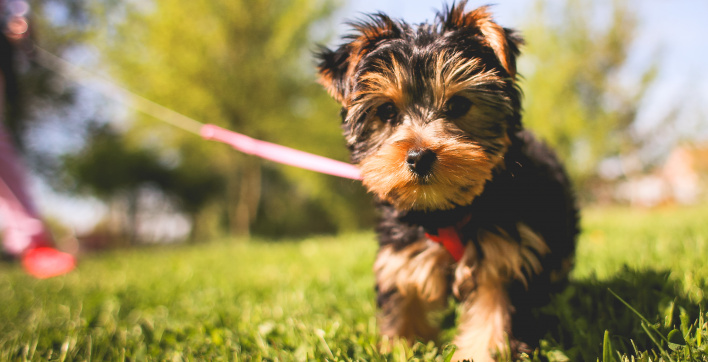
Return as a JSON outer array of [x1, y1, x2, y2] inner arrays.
[[200, 124, 362, 181], [202, 124, 468, 262], [33, 48, 362, 181], [35, 46, 468, 261]]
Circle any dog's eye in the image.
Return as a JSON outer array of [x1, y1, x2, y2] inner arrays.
[[445, 96, 473, 119], [376, 102, 399, 123]]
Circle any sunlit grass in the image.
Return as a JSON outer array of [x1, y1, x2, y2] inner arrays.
[[1, 205, 708, 361]]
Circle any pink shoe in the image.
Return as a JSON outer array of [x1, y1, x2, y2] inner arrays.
[[21, 247, 76, 279]]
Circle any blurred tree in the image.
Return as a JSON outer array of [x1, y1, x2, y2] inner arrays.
[[61, 123, 224, 243], [47, 0, 372, 238], [61, 123, 169, 244], [520, 0, 658, 198], [4, 0, 88, 157]]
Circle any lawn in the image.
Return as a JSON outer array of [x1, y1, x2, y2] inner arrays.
[[1, 205, 708, 361]]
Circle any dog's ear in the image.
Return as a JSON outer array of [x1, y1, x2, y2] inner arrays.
[[441, 2, 523, 80], [316, 45, 351, 104], [316, 14, 402, 104]]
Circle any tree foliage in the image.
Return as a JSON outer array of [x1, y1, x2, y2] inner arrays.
[[61, 123, 224, 242], [520, 0, 658, 196], [37, 0, 373, 239]]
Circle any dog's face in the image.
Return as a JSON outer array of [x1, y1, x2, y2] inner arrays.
[[317, 3, 522, 212]]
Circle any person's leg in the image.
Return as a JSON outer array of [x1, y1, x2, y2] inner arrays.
[[0, 75, 75, 278], [0, 118, 48, 254]]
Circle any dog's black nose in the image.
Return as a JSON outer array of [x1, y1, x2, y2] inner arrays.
[[406, 148, 437, 176]]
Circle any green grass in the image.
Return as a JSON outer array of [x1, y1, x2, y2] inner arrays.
[[1, 205, 708, 361]]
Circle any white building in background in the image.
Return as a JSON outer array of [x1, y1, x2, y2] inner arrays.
[[615, 147, 703, 207]]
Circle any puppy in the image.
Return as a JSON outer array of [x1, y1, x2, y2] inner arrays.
[[317, 2, 579, 360]]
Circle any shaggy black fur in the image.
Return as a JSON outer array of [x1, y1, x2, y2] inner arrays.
[[377, 130, 578, 257], [376, 129, 579, 342]]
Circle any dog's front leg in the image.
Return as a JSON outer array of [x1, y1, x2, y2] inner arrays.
[[450, 228, 536, 362], [451, 283, 512, 362], [374, 240, 452, 343]]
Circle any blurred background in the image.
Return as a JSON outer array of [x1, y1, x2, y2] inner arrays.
[[2, 0, 707, 250]]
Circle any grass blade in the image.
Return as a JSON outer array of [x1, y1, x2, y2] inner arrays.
[[608, 288, 670, 344], [602, 330, 614, 362], [640, 322, 674, 362]]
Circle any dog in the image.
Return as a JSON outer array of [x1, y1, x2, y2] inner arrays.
[[316, 2, 579, 360]]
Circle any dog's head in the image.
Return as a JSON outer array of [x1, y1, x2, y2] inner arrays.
[[317, 1, 522, 212]]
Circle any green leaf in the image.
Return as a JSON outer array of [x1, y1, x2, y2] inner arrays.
[[667, 329, 686, 351], [667, 329, 686, 345]]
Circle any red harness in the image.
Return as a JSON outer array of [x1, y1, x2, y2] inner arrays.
[[424, 215, 472, 262]]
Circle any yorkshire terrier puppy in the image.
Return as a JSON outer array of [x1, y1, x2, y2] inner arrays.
[[317, 2, 578, 361]]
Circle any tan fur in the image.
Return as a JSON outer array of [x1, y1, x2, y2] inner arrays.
[[353, 50, 511, 125], [433, 52, 505, 100], [317, 70, 342, 103], [338, 55, 409, 148], [358, 56, 409, 106], [359, 122, 499, 211], [351, 47, 514, 211], [319, 18, 399, 104], [445, 5, 517, 79], [374, 223, 549, 360], [449, 223, 549, 361], [453, 285, 512, 362], [375, 240, 453, 341]]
